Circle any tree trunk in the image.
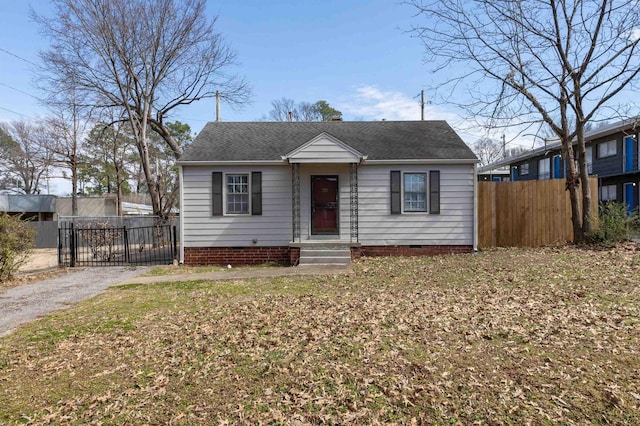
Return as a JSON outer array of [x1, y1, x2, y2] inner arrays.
[[563, 139, 583, 242], [71, 158, 78, 216], [575, 122, 593, 239], [149, 119, 182, 159]]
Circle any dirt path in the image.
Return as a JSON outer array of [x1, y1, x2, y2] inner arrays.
[[18, 248, 59, 273], [0, 266, 150, 337]]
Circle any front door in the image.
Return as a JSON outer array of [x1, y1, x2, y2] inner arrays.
[[311, 175, 338, 235], [625, 136, 635, 173], [624, 182, 636, 215]]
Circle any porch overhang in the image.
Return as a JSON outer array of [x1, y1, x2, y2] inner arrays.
[[282, 132, 367, 164]]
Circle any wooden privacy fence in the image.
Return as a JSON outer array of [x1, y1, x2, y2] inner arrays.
[[478, 177, 598, 248]]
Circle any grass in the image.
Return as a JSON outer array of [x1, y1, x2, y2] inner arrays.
[[142, 261, 284, 277], [1, 245, 639, 424]]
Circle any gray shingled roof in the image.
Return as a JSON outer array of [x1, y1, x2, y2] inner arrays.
[[179, 121, 477, 162]]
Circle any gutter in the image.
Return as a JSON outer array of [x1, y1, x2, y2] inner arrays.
[[178, 164, 185, 264], [473, 163, 478, 252]]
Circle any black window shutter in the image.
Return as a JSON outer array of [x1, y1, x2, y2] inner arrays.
[[212, 172, 223, 216], [251, 172, 262, 215], [390, 170, 401, 214], [429, 170, 440, 214]]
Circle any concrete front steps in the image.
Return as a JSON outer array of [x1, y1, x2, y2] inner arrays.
[[295, 241, 354, 266]]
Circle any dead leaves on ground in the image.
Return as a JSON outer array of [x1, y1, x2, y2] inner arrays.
[[1, 245, 639, 424]]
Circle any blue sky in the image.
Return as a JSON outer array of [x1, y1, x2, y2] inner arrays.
[[0, 0, 470, 139]]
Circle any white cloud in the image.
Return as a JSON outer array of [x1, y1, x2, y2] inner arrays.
[[338, 85, 543, 150], [337, 85, 460, 122]]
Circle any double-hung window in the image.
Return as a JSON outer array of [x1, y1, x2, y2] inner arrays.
[[403, 173, 426, 212], [538, 158, 550, 180], [390, 170, 440, 214], [597, 140, 617, 158], [226, 174, 249, 214], [212, 171, 262, 216], [601, 184, 617, 202]]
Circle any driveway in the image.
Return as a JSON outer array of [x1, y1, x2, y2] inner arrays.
[[0, 264, 351, 337], [0, 266, 150, 337]]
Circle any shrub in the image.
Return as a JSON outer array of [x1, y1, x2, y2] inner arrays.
[[0, 213, 35, 282], [586, 202, 637, 246]]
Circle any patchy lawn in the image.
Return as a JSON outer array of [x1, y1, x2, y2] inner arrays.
[[1, 245, 639, 424]]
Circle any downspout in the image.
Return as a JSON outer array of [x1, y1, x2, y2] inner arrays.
[[473, 163, 478, 252], [179, 164, 185, 264]]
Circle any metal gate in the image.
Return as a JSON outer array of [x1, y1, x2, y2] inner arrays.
[[58, 222, 177, 267]]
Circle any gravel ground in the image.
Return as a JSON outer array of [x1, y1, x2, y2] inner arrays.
[[0, 266, 150, 337]]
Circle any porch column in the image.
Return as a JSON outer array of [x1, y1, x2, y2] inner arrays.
[[350, 162, 359, 243], [291, 163, 301, 242]]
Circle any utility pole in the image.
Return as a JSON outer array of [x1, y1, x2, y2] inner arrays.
[[502, 134, 506, 158], [420, 90, 425, 121], [215, 91, 221, 122]]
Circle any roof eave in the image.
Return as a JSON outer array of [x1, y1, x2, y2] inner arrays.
[[365, 159, 479, 165], [177, 160, 287, 166]]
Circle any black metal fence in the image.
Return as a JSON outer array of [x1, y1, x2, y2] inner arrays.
[[58, 220, 177, 267]]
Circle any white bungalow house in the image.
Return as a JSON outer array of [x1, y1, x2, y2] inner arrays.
[[178, 121, 479, 266]]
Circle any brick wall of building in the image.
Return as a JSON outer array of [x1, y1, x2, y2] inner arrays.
[[184, 246, 292, 266], [183, 244, 473, 266], [352, 245, 473, 260]]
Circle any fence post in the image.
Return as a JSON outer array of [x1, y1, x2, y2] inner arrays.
[[57, 227, 62, 267], [124, 226, 129, 263], [69, 223, 76, 267], [173, 225, 177, 261]]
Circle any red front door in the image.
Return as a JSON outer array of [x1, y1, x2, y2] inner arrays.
[[311, 176, 338, 235]]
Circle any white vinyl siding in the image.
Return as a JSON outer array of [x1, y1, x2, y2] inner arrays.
[[287, 136, 360, 163], [358, 164, 474, 245], [182, 165, 291, 247], [183, 163, 474, 247]]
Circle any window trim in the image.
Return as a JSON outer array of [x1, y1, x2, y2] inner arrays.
[[597, 140, 617, 159], [224, 172, 251, 216], [402, 172, 427, 213]]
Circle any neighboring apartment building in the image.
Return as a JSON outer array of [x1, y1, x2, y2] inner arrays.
[[479, 118, 640, 212]]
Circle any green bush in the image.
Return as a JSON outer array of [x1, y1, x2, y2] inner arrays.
[[0, 213, 35, 282], [586, 202, 638, 246]]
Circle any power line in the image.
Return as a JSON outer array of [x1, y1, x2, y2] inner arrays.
[[0, 46, 39, 67], [0, 81, 41, 100], [0, 106, 34, 119]]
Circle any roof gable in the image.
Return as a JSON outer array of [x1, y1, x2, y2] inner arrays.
[[283, 132, 365, 163]]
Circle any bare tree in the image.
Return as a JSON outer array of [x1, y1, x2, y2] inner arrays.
[[34, 0, 249, 219], [268, 98, 299, 121], [266, 99, 343, 122], [44, 95, 94, 216], [409, 0, 640, 242], [472, 138, 504, 167], [0, 121, 53, 194]]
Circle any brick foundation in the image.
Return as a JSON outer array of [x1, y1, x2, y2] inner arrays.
[[184, 244, 473, 266], [184, 246, 293, 266], [352, 245, 473, 260], [290, 247, 301, 266]]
